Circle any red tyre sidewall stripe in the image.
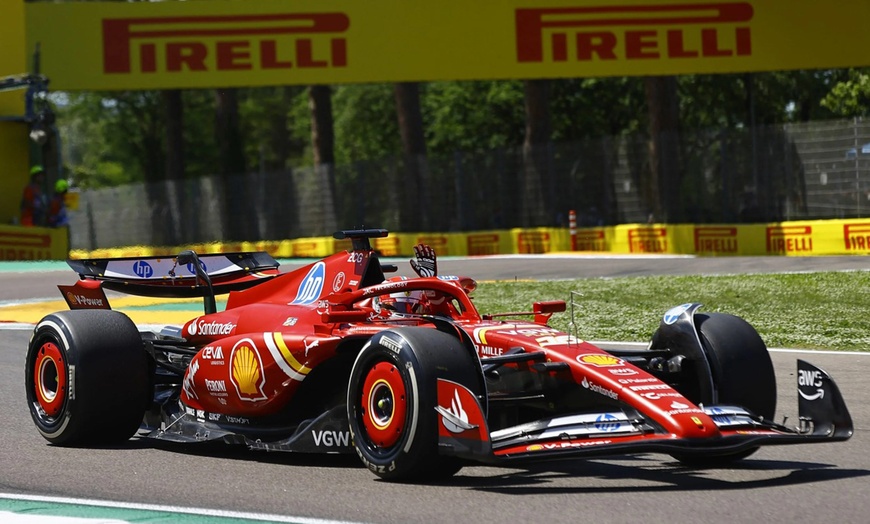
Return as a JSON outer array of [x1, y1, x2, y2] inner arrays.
[[361, 361, 407, 448], [34, 341, 66, 417]]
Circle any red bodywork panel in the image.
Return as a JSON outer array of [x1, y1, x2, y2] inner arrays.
[[174, 247, 717, 437]]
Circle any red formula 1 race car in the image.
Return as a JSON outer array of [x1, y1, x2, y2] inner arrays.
[[25, 229, 853, 481]]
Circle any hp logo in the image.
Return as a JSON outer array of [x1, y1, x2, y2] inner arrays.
[[133, 261, 154, 278]]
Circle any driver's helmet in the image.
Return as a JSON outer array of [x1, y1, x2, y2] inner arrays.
[[377, 276, 428, 315]]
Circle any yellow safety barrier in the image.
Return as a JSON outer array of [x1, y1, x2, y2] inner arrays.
[[66, 218, 870, 260]]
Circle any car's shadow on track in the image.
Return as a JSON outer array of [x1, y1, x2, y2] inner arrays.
[[127, 437, 870, 492], [450, 455, 870, 493], [138, 439, 363, 469]]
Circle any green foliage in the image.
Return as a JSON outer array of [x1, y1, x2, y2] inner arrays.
[[332, 83, 399, 164], [54, 68, 870, 188], [58, 91, 164, 186], [550, 77, 646, 138], [240, 86, 307, 171], [423, 80, 526, 154], [822, 69, 870, 117], [470, 271, 870, 351], [180, 90, 219, 178], [67, 162, 128, 189]]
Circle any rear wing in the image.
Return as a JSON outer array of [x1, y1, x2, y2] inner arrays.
[[64, 251, 280, 300]]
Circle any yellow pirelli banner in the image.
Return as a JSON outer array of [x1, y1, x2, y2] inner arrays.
[[25, 0, 870, 91], [1, 0, 29, 226], [605, 220, 870, 256], [0, 224, 69, 261], [69, 219, 870, 260]]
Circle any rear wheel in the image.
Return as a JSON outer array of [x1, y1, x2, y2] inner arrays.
[[668, 312, 775, 465], [25, 310, 150, 445], [348, 328, 482, 482]]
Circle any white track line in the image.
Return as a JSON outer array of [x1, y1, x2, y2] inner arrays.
[[0, 493, 363, 524]]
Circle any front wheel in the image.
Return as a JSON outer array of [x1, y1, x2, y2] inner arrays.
[[348, 328, 482, 482], [25, 310, 150, 445], [664, 312, 776, 465]]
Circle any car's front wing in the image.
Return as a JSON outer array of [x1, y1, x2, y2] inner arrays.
[[436, 359, 853, 464]]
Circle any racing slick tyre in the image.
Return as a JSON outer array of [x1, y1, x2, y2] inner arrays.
[[25, 310, 150, 446], [348, 327, 483, 482], [667, 312, 776, 466]]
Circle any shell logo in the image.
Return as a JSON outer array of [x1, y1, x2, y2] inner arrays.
[[527, 444, 544, 451], [577, 354, 624, 367], [230, 339, 267, 401]]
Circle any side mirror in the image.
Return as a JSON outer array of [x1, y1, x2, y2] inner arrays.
[[176, 250, 196, 266], [533, 300, 566, 325]]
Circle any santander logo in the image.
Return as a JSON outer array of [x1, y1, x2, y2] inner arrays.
[[188, 318, 236, 337]]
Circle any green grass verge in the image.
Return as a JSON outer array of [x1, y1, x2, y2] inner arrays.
[[470, 271, 870, 351]]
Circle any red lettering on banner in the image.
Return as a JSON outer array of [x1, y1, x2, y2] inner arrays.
[[518, 232, 551, 253], [0, 230, 51, 248], [467, 234, 501, 256], [766, 226, 813, 254], [576, 229, 606, 251], [141, 43, 157, 71], [373, 237, 401, 257], [166, 42, 208, 71], [844, 223, 870, 251], [292, 242, 320, 257], [103, 13, 349, 74], [1, 249, 52, 261], [694, 226, 738, 253], [0, 229, 54, 260], [260, 41, 292, 68], [417, 236, 449, 255], [627, 227, 667, 253], [217, 41, 252, 70], [576, 33, 616, 60], [667, 30, 698, 58], [516, 3, 753, 63], [625, 30, 658, 59]]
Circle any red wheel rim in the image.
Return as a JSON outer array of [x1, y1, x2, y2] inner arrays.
[[360, 361, 407, 448], [34, 341, 66, 417]]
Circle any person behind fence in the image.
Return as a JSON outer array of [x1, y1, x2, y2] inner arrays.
[[48, 179, 70, 227], [20, 165, 48, 226]]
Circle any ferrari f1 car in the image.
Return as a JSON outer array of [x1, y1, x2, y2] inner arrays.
[[26, 229, 853, 481]]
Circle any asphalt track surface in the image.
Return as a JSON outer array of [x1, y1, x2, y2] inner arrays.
[[1, 255, 870, 523]]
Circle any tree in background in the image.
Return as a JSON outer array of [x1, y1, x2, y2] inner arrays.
[[822, 69, 870, 116], [156, 89, 185, 245], [644, 76, 682, 223], [54, 68, 870, 236], [309, 84, 338, 232], [394, 82, 428, 230], [521, 79, 552, 226]]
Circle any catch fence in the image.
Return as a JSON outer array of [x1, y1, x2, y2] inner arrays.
[[69, 117, 870, 250]]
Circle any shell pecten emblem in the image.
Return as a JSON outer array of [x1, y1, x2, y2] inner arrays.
[[576, 354, 624, 367], [231, 339, 267, 401]]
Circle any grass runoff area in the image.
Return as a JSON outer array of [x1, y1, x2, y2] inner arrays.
[[470, 271, 870, 352]]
